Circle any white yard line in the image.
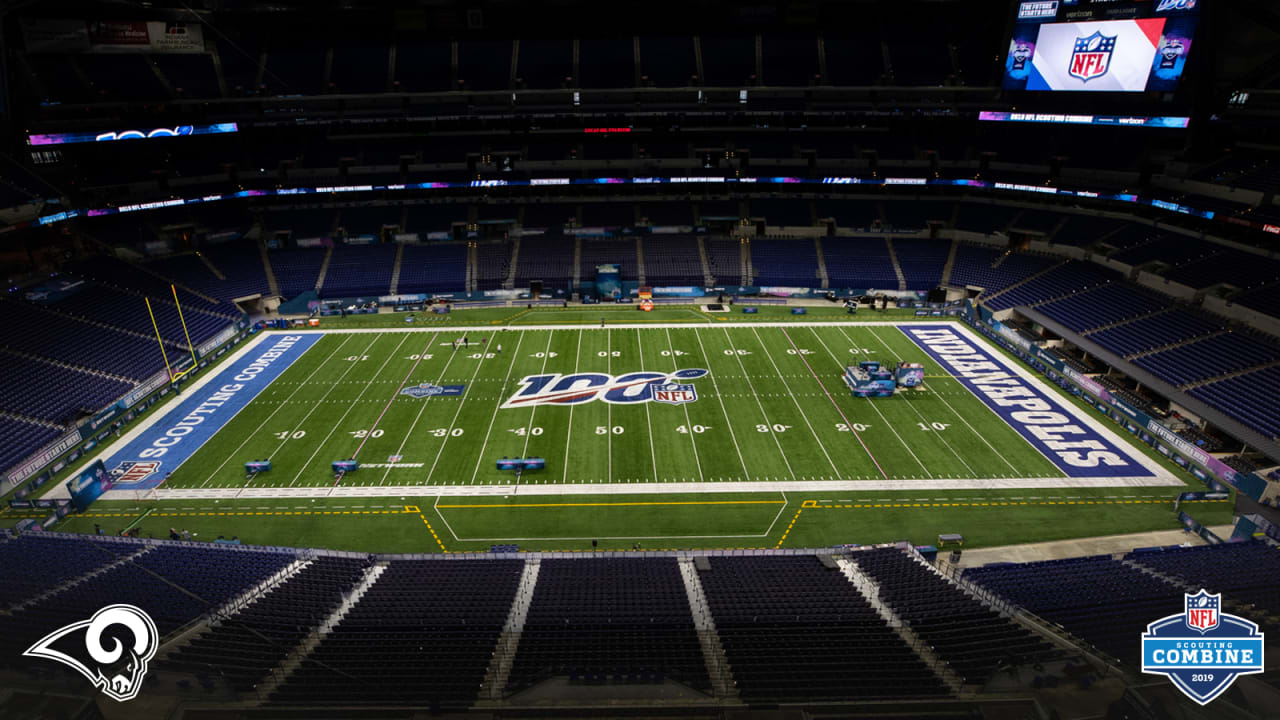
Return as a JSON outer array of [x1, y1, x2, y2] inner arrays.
[[805, 327, 934, 477], [519, 332, 555, 460], [196, 335, 354, 488], [748, 327, 844, 479], [421, 338, 499, 485], [606, 328, 612, 482], [379, 336, 468, 486], [864, 326, 1019, 475], [561, 330, 583, 484], [635, 329, 661, 482], [664, 328, 705, 482], [689, 328, 750, 480], [287, 334, 410, 486], [720, 328, 800, 482], [466, 331, 528, 486]]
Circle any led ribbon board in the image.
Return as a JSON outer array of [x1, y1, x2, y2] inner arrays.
[[28, 123, 238, 146]]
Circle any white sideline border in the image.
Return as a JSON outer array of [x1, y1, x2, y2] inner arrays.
[[70, 320, 1183, 502]]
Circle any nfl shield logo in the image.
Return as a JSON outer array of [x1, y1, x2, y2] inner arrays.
[[1185, 590, 1220, 633], [1068, 31, 1116, 82], [652, 383, 697, 405]]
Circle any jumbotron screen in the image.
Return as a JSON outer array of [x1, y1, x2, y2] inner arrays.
[[1003, 0, 1200, 93]]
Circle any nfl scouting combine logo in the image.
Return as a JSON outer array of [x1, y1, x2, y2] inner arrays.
[[399, 383, 466, 398], [1141, 590, 1265, 705], [501, 369, 708, 408], [1068, 31, 1116, 82], [25, 604, 158, 702]]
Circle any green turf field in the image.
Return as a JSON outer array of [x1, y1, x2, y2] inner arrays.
[[14, 315, 1230, 553], [168, 324, 1070, 488]]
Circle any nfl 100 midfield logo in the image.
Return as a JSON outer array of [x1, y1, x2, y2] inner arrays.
[[1141, 590, 1265, 705], [501, 369, 708, 408]]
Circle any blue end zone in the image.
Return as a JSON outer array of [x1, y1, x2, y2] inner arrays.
[[103, 334, 321, 489], [901, 325, 1153, 478]]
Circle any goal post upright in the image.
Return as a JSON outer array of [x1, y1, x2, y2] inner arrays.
[[144, 296, 175, 382], [170, 284, 198, 379]]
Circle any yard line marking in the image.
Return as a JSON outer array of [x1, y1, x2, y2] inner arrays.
[[289, 334, 410, 487], [864, 326, 1018, 475], [750, 327, 847, 478], [788, 325, 901, 476], [665, 328, 704, 482], [689, 327, 750, 480], [634, 329, 660, 483], [380, 336, 468, 486], [518, 332, 555, 461], [423, 336, 500, 485], [606, 328, 612, 482], [562, 329, 584, 484], [720, 328, 799, 482], [466, 331, 528, 486], [351, 332, 442, 460], [197, 335, 355, 488]]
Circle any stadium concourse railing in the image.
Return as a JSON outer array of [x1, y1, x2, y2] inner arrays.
[[960, 300, 1272, 503], [1, 317, 253, 505]]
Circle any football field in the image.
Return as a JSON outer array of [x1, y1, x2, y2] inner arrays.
[[136, 321, 1172, 492], [20, 317, 1229, 553]]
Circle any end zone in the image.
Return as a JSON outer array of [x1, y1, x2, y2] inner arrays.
[[900, 323, 1177, 485], [67, 334, 322, 493]]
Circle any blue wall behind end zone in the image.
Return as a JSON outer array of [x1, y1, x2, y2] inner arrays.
[[901, 324, 1154, 479], [103, 334, 321, 489]]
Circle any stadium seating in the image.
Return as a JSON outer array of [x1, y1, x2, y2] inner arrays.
[[1189, 366, 1280, 440], [269, 558, 523, 708], [579, 238, 639, 282], [852, 548, 1057, 685], [0, 299, 173, 381], [269, 248, 328, 298], [704, 237, 742, 285], [1126, 541, 1280, 618], [1133, 332, 1278, 387], [0, 539, 296, 671], [749, 238, 819, 286], [0, 417, 60, 477], [890, 238, 950, 289], [165, 555, 372, 691], [964, 555, 1185, 668], [321, 244, 397, 298], [699, 554, 949, 702], [516, 237, 576, 289], [643, 236, 705, 286], [984, 261, 1116, 311], [397, 243, 468, 294], [1037, 283, 1167, 333], [507, 558, 710, 693], [823, 237, 898, 289], [1088, 309, 1222, 359], [475, 241, 512, 290], [0, 353, 133, 425]]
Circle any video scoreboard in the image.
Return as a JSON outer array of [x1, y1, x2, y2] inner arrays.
[[1004, 0, 1201, 93]]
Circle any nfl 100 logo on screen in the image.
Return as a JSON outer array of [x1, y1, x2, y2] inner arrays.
[[1141, 591, 1265, 705]]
